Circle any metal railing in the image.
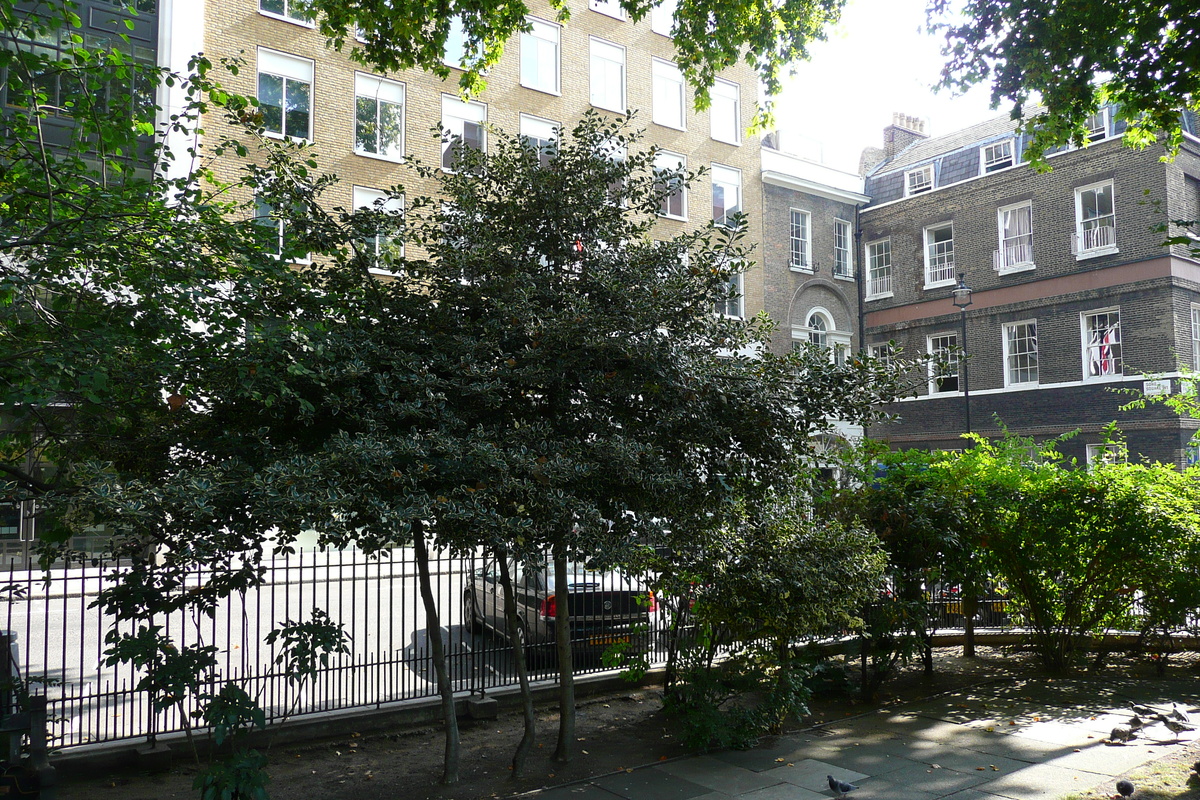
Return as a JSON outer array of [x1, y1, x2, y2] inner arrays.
[[0, 548, 667, 750]]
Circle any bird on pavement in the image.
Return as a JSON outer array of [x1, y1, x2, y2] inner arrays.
[[828, 775, 858, 797], [1170, 703, 1190, 723], [1130, 702, 1156, 716], [1115, 778, 1135, 798], [1128, 715, 1144, 730], [1162, 718, 1194, 737], [1109, 725, 1135, 743]]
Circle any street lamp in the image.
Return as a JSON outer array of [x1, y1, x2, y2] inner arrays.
[[951, 273, 973, 435], [952, 273, 976, 656]]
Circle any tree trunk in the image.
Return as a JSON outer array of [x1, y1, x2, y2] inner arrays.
[[553, 547, 575, 763], [497, 554, 536, 777], [412, 524, 459, 784]]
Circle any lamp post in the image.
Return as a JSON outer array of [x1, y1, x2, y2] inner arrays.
[[950, 272, 976, 657], [951, 273, 973, 435]]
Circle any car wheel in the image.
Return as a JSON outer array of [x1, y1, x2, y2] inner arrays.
[[513, 620, 550, 670], [463, 590, 482, 634]]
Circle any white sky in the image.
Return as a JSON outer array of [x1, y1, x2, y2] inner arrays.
[[771, 0, 1003, 174]]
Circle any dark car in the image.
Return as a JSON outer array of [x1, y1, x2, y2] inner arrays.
[[464, 557, 655, 662]]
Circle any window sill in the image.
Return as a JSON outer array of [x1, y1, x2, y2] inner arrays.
[[996, 262, 1035, 276], [258, 10, 315, 28], [924, 277, 956, 290], [1075, 245, 1119, 261], [710, 135, 740, 146], [653, 120, 687, 132], [657, 213, 687, 222], [789, 264, 813, 274], [264, 131, 312, 145], [355, 150, 406, 165], [1083, 373, 1125, 384], [833, 272, 855, 282], [591, 102, 626, 114], [864, 291, 894, 302], [1004, 380, 1039, 390], [519, 82, 561, 97]]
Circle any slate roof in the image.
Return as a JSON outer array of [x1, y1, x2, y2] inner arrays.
[[870, 111, 1023, 176]]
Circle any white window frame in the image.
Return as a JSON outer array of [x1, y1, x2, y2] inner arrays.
[[650, 0, 677, 36], [833, 219, 853, 278], [905, 164, 933, 196], [1086, 442, 1126, 465], [710, 79, 740, 145], [1003, 319, 1039, 388], [443, 16, 481, 69], [258, 0, 313, 25], [869, 342, 895, 367], [353, 186, 405, 275], [520, 17, 560, 95], [789, 208, 811, 271], [928, 332, 960, 394], [254, 194, 311, 265], [1192, 305, 1200, 369], [794, 308, 850, 364], [995, 201, 1034, 274], [714, 268, 743, 319], [980, 139, 1014, 174], [589, 0, 627, 18], [923, 222, 955, 288], [589, 37, 626, 113], [651, 58, 686, 130], [257, 49, 314, 142], [1084, 108, 1109, 142], [1082, 308, 1122, 381], [440, 95, 486, 173], [653, 150, 687, 220], [353, 73, 405, 162], [1073, 179, 1118, 258], [711, 164, 742, 227], [520, 114, 559, 169], [865, 238, 892, 299]]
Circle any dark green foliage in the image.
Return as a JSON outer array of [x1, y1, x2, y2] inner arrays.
[[193, 748, 270, 800], [932, 0, 1200, 164]]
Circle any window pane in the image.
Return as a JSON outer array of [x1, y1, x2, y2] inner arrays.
[[355, 95, 377, 152], [258, 72, 283, 134], [285, 77, 310, 139]]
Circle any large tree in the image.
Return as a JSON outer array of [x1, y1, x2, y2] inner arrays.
[[932, 0, 1200, 163]]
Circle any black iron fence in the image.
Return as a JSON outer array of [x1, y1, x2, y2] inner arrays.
[[0, 547, 668, 751]]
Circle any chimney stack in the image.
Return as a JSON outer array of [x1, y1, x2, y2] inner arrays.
[[883, 112, 929, 160]]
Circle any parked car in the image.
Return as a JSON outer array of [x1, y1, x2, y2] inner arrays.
[[463, 556, 655, 663]]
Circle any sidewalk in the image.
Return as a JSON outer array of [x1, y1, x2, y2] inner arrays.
[[518, 677, 1200, 800]]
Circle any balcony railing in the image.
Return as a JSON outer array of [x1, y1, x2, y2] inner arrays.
[[992, 240, 1033, 271], [1071, 224, 1116, 255], [867, 272, 892, 297], [926, 242, 955, 284]]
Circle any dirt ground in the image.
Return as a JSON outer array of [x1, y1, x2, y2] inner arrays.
[[60, 645, 1200, 800]]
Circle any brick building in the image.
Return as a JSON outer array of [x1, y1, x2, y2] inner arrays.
[[856, 110, 1200, 466], [160, 0, 764, 314]]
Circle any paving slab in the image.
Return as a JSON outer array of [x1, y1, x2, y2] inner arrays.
[[593, 768, 712, 800], [736, 783, 825, 800], [533, 784, 627, 800], [852, 762, 992, 795], [654, 756, 782, 796], [768, 758, 868, 794], [1043, 739, 1162, 776], [975, 761, 1109, 799]]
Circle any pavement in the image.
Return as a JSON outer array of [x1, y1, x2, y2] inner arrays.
[[518, 676, 1200, 800]]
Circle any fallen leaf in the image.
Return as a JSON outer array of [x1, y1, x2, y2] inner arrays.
[[582, 751, 589, 755], [625, 769, 633, 774], [658, 756, 668, 762], [787, 763, 794, 767], [990, 765, 999, 771], [775, 758, 785, 763], [931, 764, 941, 769], [1009, 721, 1018, 726], [977, 767, 986, 771], [986, 726, 995, 732]]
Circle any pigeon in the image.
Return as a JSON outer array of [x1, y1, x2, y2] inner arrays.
[[1109, 725, 1135, 743], [828, 775, 858, 797], [1128, 715, 1144, 730], [1115, 778, 1135, 798], [1162, 718, 1194, 736], [1130, 702, 1156, 716], [1171, 703, 1190, 723]]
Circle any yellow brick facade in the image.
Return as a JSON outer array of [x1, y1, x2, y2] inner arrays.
[[199, 0, 763, 316]]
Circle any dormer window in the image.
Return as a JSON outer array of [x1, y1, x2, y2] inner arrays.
[[981, 139, 1014, 173], [1084, 109, 1108, 141], [906, 165, 933, 196]]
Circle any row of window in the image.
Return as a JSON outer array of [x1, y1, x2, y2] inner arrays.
[[256, 7, 743, 149], [902, 109, 1112, 197], [871, 308, 1123, 394], [864, 180, 1119, 299], [788, 211, 853, 278]]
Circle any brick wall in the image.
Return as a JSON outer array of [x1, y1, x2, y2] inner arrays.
[[199, 0, 763, 310]]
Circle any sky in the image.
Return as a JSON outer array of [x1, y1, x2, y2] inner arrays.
[[772, 0, 1003, 174]]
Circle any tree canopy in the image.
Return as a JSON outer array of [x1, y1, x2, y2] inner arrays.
[[932, 0, 1200, 162]]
